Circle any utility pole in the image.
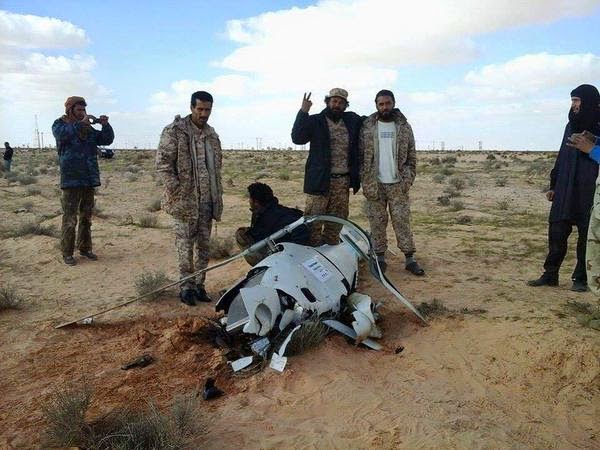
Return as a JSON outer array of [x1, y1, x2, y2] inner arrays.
[[34, 115, 41, 149], [41, 132, 44, 149], [478, 140, 483, 151]]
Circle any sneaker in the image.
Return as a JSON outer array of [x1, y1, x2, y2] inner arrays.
[[79, 251, 98, 260], [194, 286, 213, 303], [63, 255, 76, 266], [570, 280, 589, 292], [179, 288, 197, 306], [527, 276, 558, 287], [405, 260, 425, 276]]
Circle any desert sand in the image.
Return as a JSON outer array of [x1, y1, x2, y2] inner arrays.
[[0, 149, 599, 449]]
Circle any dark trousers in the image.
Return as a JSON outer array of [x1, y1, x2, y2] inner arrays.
[[61, 187, 94, 256], [543, 219, 589, 282]]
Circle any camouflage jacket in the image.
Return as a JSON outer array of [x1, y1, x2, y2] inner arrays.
[[52, 118, 114, 189], [359, 110, 416, 200], [156, 115, 223, 221]]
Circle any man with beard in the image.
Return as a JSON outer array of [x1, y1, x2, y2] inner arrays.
[[359, 89, 424, 275], [235, 182, 309, 265], [528, 84, 600, 292], [156, 91, 224, 305], [52, 96, 114, 266], [291, 88, 362, 246]]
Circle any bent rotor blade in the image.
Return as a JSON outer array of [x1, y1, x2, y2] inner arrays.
[[309, 215, 427, 325]]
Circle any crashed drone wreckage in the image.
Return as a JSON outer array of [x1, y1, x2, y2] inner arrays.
[[55, 215, 427, 371]]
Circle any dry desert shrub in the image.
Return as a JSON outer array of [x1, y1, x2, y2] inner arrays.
[[26, 186, 42, 196], [0, 285, 24, 311], [441, 155, 458, 165], [139, 214, 159, 228], [42, 385, 200, 450], [432, 173, 445, 184], [126, 173, 139, 182], [495, 177, 508, 187], [497, 198, 511, 210], [16, 174, 37, 185], [417, 298, 449, 318], [134, 270, 170, 300], [147, 198, 162, 212], [437, 195, 451, 206], [449, 200, 464, 211], [12, 220, 58, 238], [42, 384, 94, 448], [209, 235, 236, 259], [3, 171, 18, 181], [448, 176, 466, 191], [284, 319, 329, 356], [278, 169, 291, 180]]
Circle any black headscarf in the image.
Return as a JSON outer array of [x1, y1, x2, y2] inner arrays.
[[569, 84, 600, 134]]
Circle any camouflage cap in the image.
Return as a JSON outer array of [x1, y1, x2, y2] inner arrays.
[[326, 88, 348, 100]]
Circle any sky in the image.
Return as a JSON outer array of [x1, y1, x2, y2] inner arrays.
[[1, 0, 599, 151]]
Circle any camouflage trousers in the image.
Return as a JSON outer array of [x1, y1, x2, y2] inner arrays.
[[61, 187, 94, 256], [235, 227, 268, 266], [365, 182, 416, 255], [305, 176, 350, 246], [587, 184, 600, 294], [172, 203, 213, 288]]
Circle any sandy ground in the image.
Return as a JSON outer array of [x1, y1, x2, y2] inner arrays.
[[0, 149, 599, 449]]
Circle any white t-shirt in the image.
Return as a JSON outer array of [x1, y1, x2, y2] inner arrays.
[[377, 120, 398, 183]]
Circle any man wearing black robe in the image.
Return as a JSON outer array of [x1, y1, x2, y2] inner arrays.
[[529, 84, 600, 291]]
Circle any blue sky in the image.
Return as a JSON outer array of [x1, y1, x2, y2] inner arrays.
[[1, 0, 599, 150]]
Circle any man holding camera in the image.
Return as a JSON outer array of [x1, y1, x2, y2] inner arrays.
[[52, 96, 114, 266]]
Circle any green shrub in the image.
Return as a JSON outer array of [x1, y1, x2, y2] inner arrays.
[[134, 270, 170, 300]]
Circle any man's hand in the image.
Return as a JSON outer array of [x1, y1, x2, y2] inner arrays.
[[301, 92, 312, 113], [80, 114, 95, 125], [98, 115, 109, 126], [567, 132, 596, 154], [546, 190, 555, 201]]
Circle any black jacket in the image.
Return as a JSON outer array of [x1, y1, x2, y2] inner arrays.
[[549, 123, 599, 223], [3, 146, 13, 161], [291, 108, 362, 195], [248, 199, 309, 245]]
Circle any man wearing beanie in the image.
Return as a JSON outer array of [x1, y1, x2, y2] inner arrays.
[[528, 84, 600, 291], [359, 89, 424, 276], [52, 96, 114, 266], [291, 88, 363, 246]]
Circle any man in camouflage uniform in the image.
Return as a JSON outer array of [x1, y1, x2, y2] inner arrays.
[[52, 96, 114, 266], [291, 88, 362, 246], [156, 91, 223, 305], [359, 89, 424, 276]]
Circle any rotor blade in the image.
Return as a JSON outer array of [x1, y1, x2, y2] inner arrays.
[[54, 251, 247, 329]]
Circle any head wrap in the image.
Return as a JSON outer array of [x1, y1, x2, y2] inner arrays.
[[63, 96, 87, 123], [569, 84, 600, 134]]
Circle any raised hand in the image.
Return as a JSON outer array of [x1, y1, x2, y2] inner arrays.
[[301, 92, 312, 113]]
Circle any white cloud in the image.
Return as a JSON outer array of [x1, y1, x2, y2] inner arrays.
[[0, 10, 88, 48], [0, 11, 110, 147], [465, 53, 600, 92], [219, 0, 598, 74]]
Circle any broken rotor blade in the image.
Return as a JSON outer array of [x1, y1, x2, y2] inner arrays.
[[54, 251, 247, 329]]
